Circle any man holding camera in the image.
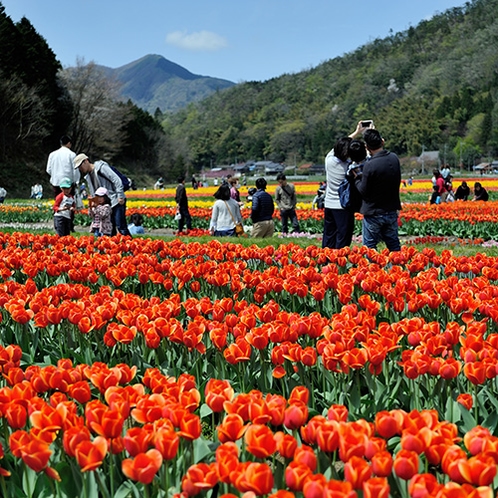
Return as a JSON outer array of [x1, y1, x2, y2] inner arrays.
[[354, 128, 401, 251]]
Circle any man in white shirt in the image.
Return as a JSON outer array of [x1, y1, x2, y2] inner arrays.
[[46, 135, 79, 198]]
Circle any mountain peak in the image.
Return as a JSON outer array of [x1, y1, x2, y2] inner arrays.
[[105, 54, 235, 113]]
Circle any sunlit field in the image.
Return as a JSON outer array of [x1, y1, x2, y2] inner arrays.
[[2, 178, 498, 496]]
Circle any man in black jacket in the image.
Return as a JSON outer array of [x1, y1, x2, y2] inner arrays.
[[354, 129, 401, 251], [175, 176, 192, 233], [251, 177, 275, 238]]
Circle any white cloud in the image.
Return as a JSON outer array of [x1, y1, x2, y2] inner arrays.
[[166, 30, 227, 51]]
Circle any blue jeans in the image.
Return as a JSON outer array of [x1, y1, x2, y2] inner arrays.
[[111, 201, 131, 236], [280, 209, 300, 233], [362, 211, 400, 251], [322, 208, 355, 249], [214, 228, 236, 237]]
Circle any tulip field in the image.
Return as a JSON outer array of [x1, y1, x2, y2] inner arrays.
[[2, 177, 498, 240], [1, 179, 498, 497]]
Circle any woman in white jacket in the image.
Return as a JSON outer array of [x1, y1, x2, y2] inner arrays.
[[210, 184, 243, 237]]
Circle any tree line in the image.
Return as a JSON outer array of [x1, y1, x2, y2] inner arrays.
[[1, 0, 498, 196]]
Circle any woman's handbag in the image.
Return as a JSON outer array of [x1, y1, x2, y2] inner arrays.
[[224, 201, 245, 236]]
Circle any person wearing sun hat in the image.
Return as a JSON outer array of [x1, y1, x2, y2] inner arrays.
[[73, 153, 130, 236], [53, 177, 76, 236]]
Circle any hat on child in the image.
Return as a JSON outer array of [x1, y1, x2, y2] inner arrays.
[[59, 177, 72, 189], [94, 187, 108, 196]]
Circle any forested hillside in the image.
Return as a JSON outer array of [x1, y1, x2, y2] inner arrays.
[[0, 3, 174, 197], [164, 0, 498, 171]]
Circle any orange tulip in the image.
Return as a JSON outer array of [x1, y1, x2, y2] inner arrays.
[[216, 442, 240, 484], [244, 424, 277, 459], [178, 412, 202, 441], [408, 473, 443, 498], [316, 419, 340, 453], [217, 413, 248, 443], [362, 477, 389, 498], [238, 462, 274, 495], [123, 426, 154, 457], [327, 404, 348, 422], [63, 426, 91, 458], [265, 393, 287, 427], [400, 426, 432, 454], [467, 454, 497, 486], [274, 431, 298, 459], [302, 473, 327, 498], [457, 393, 473, 411], [289, 386, 309, 405], [293, 444, 317, 472], [4, 400, 27, 429], [464, 362, 487, 385], [370, 450, 393, 477], [122, 448, 163, 485], [463, 426, 496, 455], [285, 461, 313, 491], [374, 410, 404, 439], [344, 456, 372, 489], [301, 415, 326, 446], [154, 426, 180, 460], [338, 424, 368, 462], [74, 437, 108, 472], [322, 479, 357, 498], [20, 437, 52, 472], [181, 462, 221, 495], [204, 378, 234, 413]]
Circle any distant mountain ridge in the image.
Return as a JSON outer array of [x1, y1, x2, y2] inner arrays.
[[99, 54, 235, 113]]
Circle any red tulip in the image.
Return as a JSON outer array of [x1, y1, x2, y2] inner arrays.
[[284, 401, 309, 431], [122, 449, 163, 485], [393, 449, 420, 480]]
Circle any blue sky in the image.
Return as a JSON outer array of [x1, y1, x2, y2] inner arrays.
[[2, 0, 466, 83]]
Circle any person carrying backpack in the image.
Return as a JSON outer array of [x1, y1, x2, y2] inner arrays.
[[73, 153, 131, 236]]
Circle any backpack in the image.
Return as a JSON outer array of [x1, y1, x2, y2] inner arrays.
[[316, 195, 325, 209], [338, 177, 362, 212], [97, 162, 131, 191]]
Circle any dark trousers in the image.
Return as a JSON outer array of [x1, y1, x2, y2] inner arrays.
[[111, 201, 131, 236], [54, 216, 71, 237], [322, 207, 355, 249], [178, 207, 192, 232], [280, 208, 300, 233]]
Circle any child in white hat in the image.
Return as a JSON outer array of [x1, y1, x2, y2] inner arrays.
[[53, 177, 75, 236], [88, 187, 112, 236]]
